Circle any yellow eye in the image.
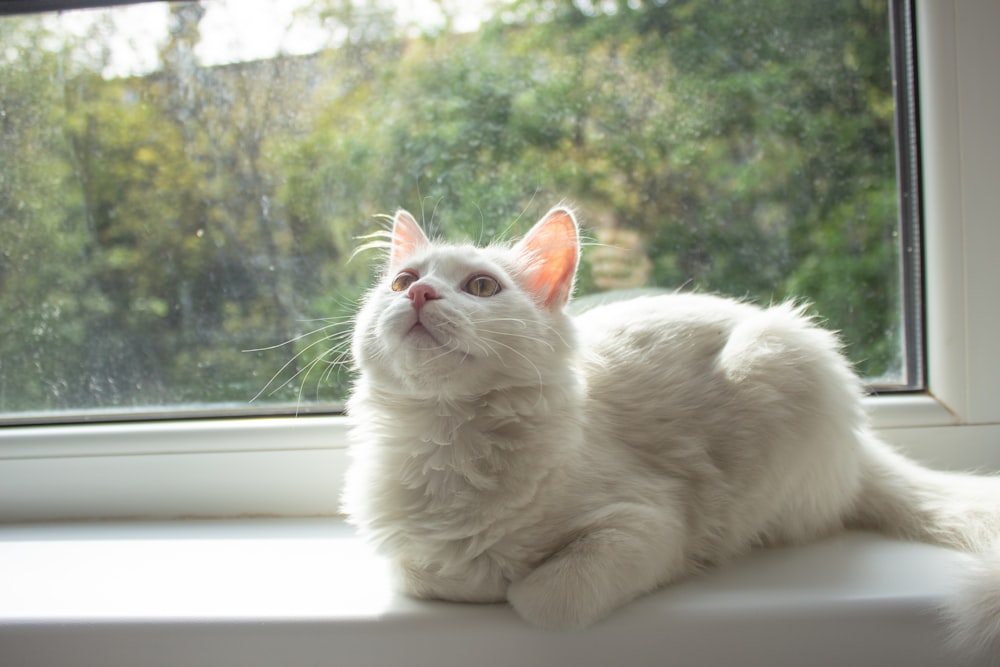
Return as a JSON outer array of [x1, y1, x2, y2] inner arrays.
[[464, 275, 501, 297], [391, 271, 417, 292]]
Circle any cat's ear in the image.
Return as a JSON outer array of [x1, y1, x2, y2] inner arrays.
[[390, 210, 429, 269], [514, 206, 580, 309]]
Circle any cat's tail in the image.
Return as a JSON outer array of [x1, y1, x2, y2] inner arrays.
[[945, 537, 1000, 661], [849, 433, 1000, 659]]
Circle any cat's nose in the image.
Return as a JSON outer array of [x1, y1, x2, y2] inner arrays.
[[408, 283, 440, 311]]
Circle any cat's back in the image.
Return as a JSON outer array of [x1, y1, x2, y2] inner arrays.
[[573, 292, 759, 375], [573, 291, 848, 380], [570, 292, 864, 551], [572, 293, 757, 437], [572, 291, 860, 453]]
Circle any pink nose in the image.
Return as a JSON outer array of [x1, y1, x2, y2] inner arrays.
[[408, 283, 440, 311]]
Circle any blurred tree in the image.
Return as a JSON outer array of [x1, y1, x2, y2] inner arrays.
[[0, 0, 905, 419], [475, 0, 901, 377], [0, 16, 98, 412]]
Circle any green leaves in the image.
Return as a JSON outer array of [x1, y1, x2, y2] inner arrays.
[[0, 0, 904, 418]]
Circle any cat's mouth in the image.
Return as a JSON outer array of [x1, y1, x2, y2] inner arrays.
[[406, 320, 439, 343]]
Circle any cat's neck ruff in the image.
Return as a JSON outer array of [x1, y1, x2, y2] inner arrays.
[[357, 376, 581, 448], [345, 376, 582, 549]]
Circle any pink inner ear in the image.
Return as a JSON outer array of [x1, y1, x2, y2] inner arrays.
[[515, 207, 580, 309], [390, 210, 429, 269]]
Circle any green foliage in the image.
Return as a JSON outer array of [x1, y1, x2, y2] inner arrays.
[[0, 0, 905, 418]]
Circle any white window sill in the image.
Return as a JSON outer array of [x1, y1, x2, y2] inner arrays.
[[3, 393, 999, 523], [0, 518, 984, 667]]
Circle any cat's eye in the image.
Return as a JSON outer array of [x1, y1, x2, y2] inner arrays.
[[391, 271, 417, 292], [464, 275, 502, 298]]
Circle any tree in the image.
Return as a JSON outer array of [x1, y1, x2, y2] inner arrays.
[[0, 0, 906, 418]]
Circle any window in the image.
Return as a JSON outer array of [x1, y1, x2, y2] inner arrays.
[[2, 0, 918, 425], [2, 0, 1000, 523]]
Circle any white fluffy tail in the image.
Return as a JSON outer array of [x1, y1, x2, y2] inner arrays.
[[945, 538, 1000, 660], [849, 434, 1000, 660]]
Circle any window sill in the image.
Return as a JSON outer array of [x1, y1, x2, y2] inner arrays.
[[1, 393, 999, 523], [0, 517, 982, 666]]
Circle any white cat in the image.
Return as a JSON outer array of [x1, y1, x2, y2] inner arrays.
[[342, 205, 1000, 657]]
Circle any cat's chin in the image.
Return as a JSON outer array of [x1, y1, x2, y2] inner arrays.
[[405, 322, 438, 342], [390, 333, 474, 379]]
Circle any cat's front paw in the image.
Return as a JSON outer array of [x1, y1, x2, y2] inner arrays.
[[507, 575, 605, 630]]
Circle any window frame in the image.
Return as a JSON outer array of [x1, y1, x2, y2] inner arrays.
[[1, 0, 999, 522], [0, 0, 159, 14], [889, 0, 925, 393]]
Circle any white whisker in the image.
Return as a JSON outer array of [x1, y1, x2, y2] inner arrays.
[[248, 318, 355, 405], [243, 319, 346, 353], [475, 328, 556, 352], [478, 334, 545, 405], [467, 316, 571, 349]]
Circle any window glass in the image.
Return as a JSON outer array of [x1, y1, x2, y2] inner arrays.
[[0, 0, 914, 423]]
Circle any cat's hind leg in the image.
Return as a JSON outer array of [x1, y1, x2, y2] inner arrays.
[[506, 502, 688, 629]]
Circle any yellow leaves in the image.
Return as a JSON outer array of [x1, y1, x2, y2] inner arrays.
[[133, 145, 159, 166]]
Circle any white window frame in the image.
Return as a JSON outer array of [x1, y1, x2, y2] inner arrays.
[[1, 0, 998, 523]]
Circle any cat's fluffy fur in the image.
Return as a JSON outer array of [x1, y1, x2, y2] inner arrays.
[[343, 206, 1000, 657]]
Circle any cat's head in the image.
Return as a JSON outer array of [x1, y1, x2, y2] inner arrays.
[[352, 207, 580, 398]]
